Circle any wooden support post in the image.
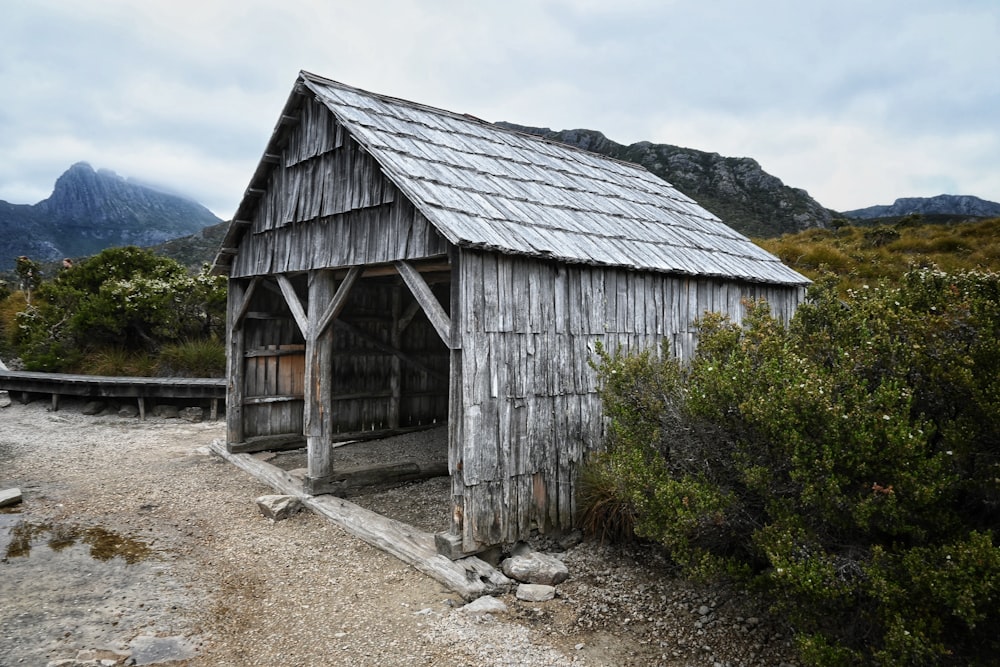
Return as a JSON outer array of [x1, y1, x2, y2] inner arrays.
[[226, 279, 247, 448], [137, 397, 146, 420], [389, 287, 402, 429], [446, 248, 466, 544], [304, 270, 336, 486], [51, 393, 59, 412], [210, 398, 218, 421]]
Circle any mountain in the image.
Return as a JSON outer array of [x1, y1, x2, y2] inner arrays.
[[0, 162, 221, 270], [496, 123, 834, 237], [842, 194, 1000, 220]]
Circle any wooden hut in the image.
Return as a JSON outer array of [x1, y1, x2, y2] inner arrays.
[[212, 71, 810, 554]]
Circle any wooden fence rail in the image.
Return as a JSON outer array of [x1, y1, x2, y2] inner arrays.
[[0, 369, 226, 419]]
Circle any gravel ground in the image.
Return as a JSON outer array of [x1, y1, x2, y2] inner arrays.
[[0, 397, 799, 666]]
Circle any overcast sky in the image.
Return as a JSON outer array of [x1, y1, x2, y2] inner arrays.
[[1, 0, 997, 219]]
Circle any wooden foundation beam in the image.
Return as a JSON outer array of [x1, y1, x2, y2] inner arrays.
[[304, 460, 448, 496], [210, 439, 511, 600]]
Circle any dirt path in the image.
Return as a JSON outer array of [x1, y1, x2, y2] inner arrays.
[[0, 398, 798, 667]]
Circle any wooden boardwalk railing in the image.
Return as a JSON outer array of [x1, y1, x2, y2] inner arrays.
[[0, 369, 226, 419]]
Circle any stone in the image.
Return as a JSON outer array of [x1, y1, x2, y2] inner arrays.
[[459, 595, 507, 615], [557, 530, 584, 550], [501, 551, 569, 585], [0, 487, 23, 508], [256, 494, 302, 521], [118, 404, 139, 418], [130, 634, 197, 665], [153, 404, 179, 419], [82, 400, 106, 415], [0, 391, 10, 408], [179, 406, 204, 423], [516, 583, 556, 602]]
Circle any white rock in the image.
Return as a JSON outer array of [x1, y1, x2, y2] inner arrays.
[[501, 551, 569, 585], [459, 595, 507, 615], [0, 487, 22, 508], [255, 494, 302, 521], [516, 583, 556, 602]]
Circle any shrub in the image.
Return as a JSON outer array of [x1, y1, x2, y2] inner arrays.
[[587, 269, 1000, 665], [12, 248, 226, 371]]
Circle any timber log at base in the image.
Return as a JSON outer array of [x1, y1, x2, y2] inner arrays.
[[209, 439, 511, 600], [303, 460, 449, 496]]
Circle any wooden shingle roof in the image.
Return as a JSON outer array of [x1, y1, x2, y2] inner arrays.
[[215, 71, 808, 285]]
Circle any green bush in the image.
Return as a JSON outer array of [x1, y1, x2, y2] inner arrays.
[[587, 269, 1000, 665], [12, 247, 226, 372]]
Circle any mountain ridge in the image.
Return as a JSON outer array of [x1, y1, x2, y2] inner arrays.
[[0, 162, 220, 270], [842, 194, 1000, 220], [495, 123, 836, 237]]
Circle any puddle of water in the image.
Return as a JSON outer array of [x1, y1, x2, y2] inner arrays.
[[1, 516, 200, 665], [3, 519, 153, 563]]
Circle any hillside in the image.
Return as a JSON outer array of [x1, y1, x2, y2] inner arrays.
[[0, 162, 221, 270], [756, 216, 1000, 290], [496, 123, 834, 237]]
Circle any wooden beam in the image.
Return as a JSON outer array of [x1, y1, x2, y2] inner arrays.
[[330, 260, 450, 281], [228, 433, 305, 454], [209, 439, 512, 600], [226, 279, 247, 446], [304, 270, 336, 482], [276, 274, 308, 336], [233, 276, 261, 327], [304, 461, 448, 496], [395, 260, 453, 348], [396, 299, 422, 335], [314, 266, 361, 338], [389, 288, 402, 429]]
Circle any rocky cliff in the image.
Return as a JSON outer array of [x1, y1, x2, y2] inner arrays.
[[496, 124, 834, 238], [0, 162, 220, 270]]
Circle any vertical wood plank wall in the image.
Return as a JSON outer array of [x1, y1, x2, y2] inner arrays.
[[230, 97, 449, 279], [228, 97, 451, 443], [453, 249, 804, 549], [240, 285, 306, 439]]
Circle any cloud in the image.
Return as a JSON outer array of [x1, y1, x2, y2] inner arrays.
[[0, 0, 997, 220]]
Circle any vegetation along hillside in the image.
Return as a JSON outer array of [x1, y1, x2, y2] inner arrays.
[[756, 215, 1000, 290]]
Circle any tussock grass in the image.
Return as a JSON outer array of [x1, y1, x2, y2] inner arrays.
[[756, 216, 1000, 291], [157, 338, 225, 377]]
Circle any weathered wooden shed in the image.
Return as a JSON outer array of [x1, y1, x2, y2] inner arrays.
[[212, 71, 809, 554]]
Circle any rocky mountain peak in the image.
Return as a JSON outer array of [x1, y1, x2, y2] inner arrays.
[[0, 163, 221, 269]]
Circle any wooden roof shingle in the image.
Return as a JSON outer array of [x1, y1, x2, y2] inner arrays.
[[214, 71, 808, 286]]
